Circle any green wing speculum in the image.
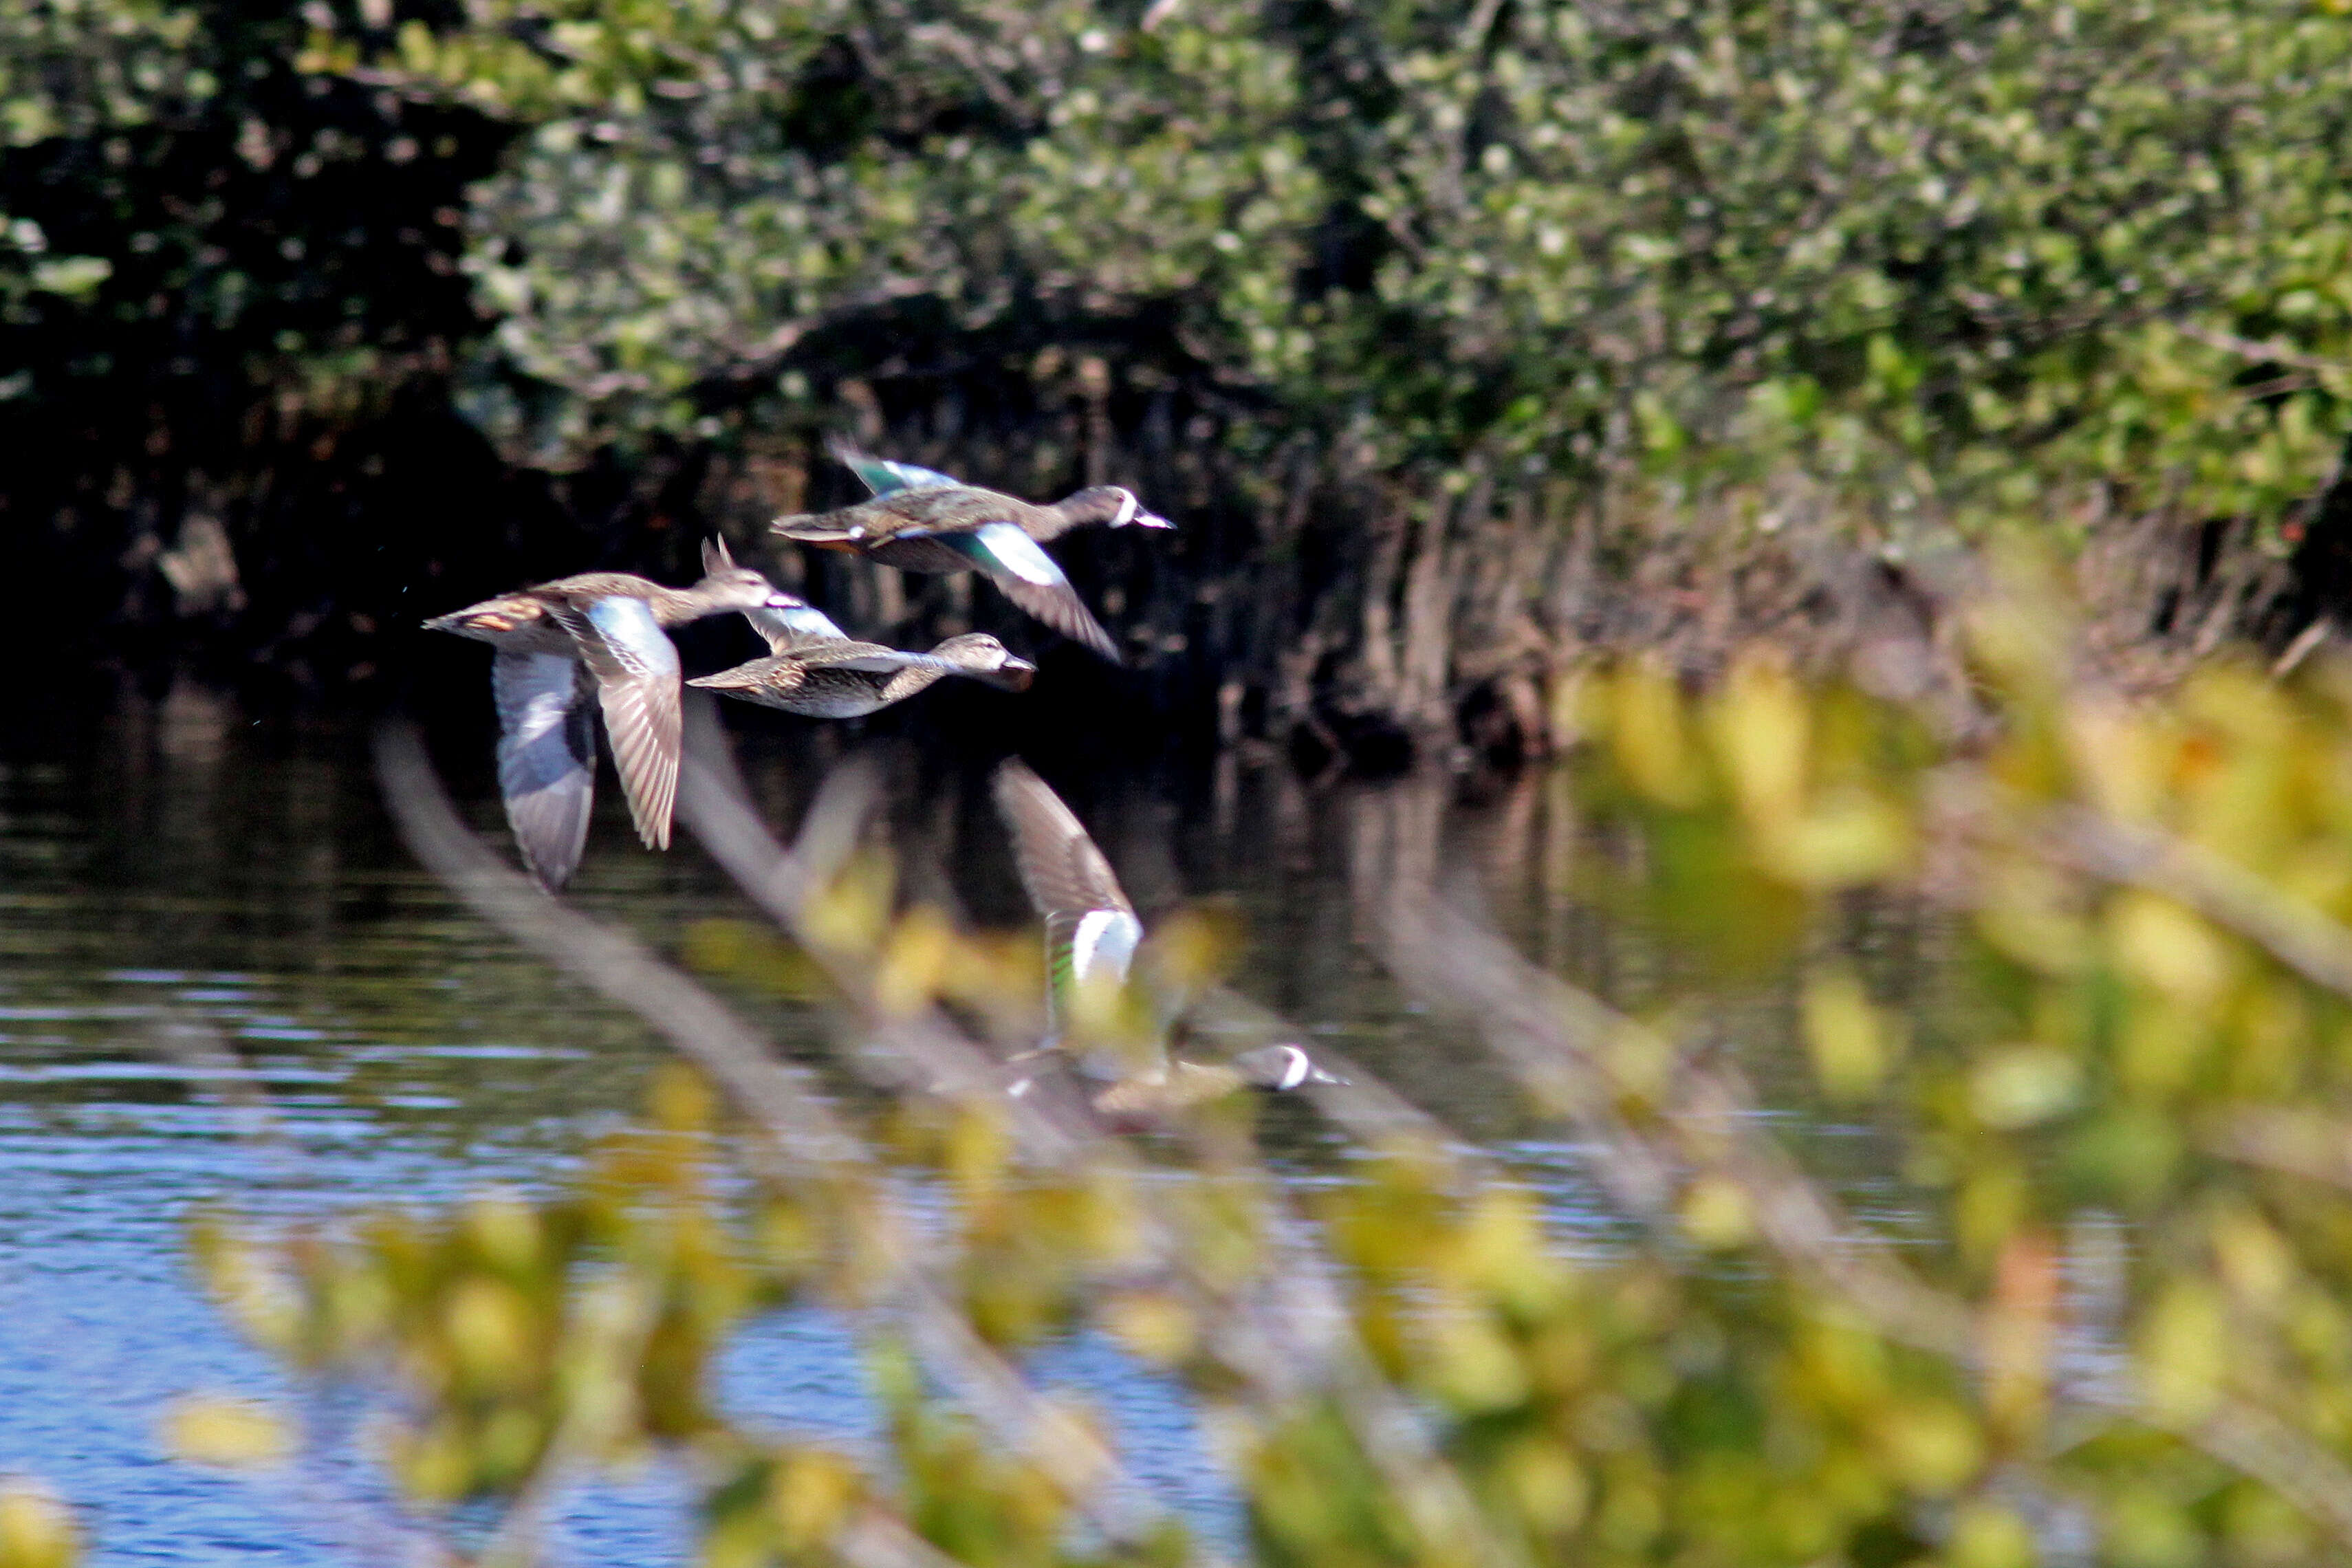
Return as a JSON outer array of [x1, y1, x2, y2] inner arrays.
[[827, 435, 963, 497]]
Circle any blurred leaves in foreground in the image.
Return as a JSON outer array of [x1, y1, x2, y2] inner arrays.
[[0, 1485, 76, 1568], [131, 571, 2352, 1566]]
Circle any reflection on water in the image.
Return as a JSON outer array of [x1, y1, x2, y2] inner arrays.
[[0, 673, 1899, 1562]]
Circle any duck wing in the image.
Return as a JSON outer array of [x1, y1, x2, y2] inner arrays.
[[686, 655, 812, 697], [491, 651, 598, 891], [552, 597, 683, 852], [920, 522, 1118, 662], [741, 600, 853, 653], [827, 435, 963, 497], [782, 640, 935, 675], [992, 761, 1145, 1038]]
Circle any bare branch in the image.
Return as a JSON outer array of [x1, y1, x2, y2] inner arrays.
[[373, 719, 1198, 1559], [2032, 806, 2352, 1001], [1385, 875, 2352, 1551]]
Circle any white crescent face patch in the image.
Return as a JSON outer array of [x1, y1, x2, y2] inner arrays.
[[973, 521, 1067, 587], [1111, 489, 1137, 527]]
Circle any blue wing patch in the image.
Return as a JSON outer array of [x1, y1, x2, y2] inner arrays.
[[744, 602, 851, 650], [582, 596, 682, 682], [961, 521, 1069, 587]]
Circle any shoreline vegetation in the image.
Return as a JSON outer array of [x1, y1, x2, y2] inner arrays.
[[12, 0, 2352, 765], [31, 3, 2352, 1557]]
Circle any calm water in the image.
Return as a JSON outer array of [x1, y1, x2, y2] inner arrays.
[[0, 673, 1891, 1562]]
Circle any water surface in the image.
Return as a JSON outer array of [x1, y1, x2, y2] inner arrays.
[[0, 674, 1871, 1561]]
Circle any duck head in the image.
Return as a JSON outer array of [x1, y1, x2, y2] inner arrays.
[[1063, 486, 1174, 530], [697, 536, 809, 613], [931, 633, 1038, 691]]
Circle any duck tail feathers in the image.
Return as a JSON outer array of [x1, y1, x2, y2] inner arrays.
[[770, 513, 862, 542]]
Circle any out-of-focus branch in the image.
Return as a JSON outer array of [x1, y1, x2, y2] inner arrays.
[[1386, 892, 1972, 1355], [1385, 880, 2352, 1551], [676, 717, 1521, 1568], [375, 720, 864, 1172], [2170, 320, 2346, 378], [676, 733, 1100, 1159], [2077, 1385, 2352, 1549], [2204, 1108, 2352, 1190], [372, 719, 1195, 1560], [2032, 805, 2352, 1000], [840, 1508, 983, 1568]]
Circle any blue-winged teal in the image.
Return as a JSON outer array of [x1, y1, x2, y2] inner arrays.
[[1086, 1045, 1343, 1118], [688, 629, 1036, 718], [423, 538, 803, 890], [769, 437, 1172, 662], [991, 760, 1342, 1120]]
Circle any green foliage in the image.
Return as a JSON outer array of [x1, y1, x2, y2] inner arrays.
[[359, 0, 2352, 533], [0, 0, 199, 314]]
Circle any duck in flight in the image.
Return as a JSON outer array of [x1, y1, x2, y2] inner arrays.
[[689, 624, 1036, 718], [990, 759, 1342, 1120], [769, 437, 1172, 662], [424, 538, 805, 891]]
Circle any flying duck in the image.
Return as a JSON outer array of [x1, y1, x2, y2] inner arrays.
[[423, 538, 804, 890], [990, 759, 1342, 1118], [688, 630, 1036, 718], [769, 437, 1172, 662]]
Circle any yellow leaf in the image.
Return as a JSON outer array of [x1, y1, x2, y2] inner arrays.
[[1969, 1045, 2080, 1130], [1875, 1401, 1982, 1495], [1679, 1177, 1752, 1249], [1710, 651, 1808, 827], [2109, 892, 2232, 1007], [2137, 1283, 2230, 1420], [1610, 662, 1703, 807], [164, 1397, 292, 1468], [1104, 1291, 1198, 1365], [0, 1486, 76, 1568], [1948, 1501, 2036, 1567], [1801, 967, 1892, 1100]]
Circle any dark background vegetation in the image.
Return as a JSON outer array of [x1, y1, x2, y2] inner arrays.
[[14, 0, 2352, 761]]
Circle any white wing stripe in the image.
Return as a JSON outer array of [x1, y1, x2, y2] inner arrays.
[[1070, 908, 1142, 986]]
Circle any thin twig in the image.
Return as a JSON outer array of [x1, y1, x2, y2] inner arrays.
[[2273, 618, 2330, 679], [2172, 320, 2347, 379]]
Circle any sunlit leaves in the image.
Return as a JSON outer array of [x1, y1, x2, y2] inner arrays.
[[162, 1396, 294, 1468], [0, 1486, 76, 1568]]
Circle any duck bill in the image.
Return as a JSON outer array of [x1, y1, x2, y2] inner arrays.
[[1133, 512, 1175, 530], [986, 660, 1038, 693]]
